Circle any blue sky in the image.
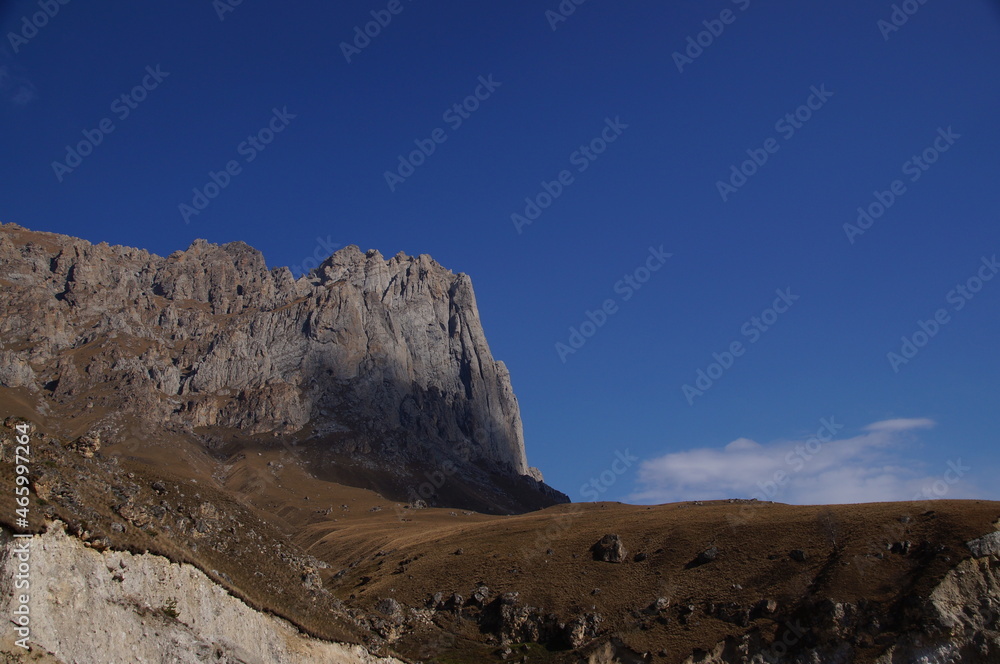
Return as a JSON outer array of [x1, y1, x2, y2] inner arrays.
[[2, 0, 998, 505]]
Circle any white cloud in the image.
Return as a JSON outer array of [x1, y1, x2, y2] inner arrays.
[[0, 61, 37, 106], [864, 418, 935, 432], [725, 437, 761, 451], [628, 418, 977, 505], [9, 83, 36, 105]]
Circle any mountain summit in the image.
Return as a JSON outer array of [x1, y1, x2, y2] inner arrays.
[[2, 224, 1000, 663], [0, 223, 566, 513]]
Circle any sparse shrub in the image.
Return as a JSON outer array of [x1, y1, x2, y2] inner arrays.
[[161, 597, 179, 619]]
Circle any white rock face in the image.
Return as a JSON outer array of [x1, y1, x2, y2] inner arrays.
[[0, 225, 527, 473], [0, 224, 568, 511], [0, 525, 403, 664], [967, 531, 1000, 558]]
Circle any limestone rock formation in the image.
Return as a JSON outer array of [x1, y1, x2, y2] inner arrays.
[[0, 223, 566, 512], [967, 531, 1000, 558], [0, 524, 404, 664], [591, 534, 628, 563], [680, 554, 1000, 664]]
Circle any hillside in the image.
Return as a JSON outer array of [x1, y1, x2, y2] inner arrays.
[[1, 225, 999, 663], [1, 415, 998, 663]]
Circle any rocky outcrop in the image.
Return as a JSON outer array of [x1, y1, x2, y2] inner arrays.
[[682, 552, 1000, 664], [591, 534, 628, 563], [0, 223, 566, 512], [967, 531, 1000, 559], [0, 524, 403, 664]]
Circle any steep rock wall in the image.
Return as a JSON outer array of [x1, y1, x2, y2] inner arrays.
[[0, 224, 559, 509]]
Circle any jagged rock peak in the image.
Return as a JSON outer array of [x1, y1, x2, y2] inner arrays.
[[0, 223, 563, 510]]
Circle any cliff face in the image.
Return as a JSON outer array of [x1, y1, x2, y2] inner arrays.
[[680, 549, 1000, 664], [0, 223, 563, 512]]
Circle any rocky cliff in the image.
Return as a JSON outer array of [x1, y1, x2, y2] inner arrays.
[[0, 223, 565, 512], [0, 524, 405, 664]]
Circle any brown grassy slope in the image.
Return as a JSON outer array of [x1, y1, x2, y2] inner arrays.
[[207, 435, 999, 661], [2, 390, 998, 663], [300, 498, 998, 660]]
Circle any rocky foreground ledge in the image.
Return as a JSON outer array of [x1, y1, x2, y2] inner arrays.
[[0, 522, 403, 664], [3, 513, 1000, 664]]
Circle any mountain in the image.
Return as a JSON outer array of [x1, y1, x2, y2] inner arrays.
[[2, 224, 999, 664], [0, 223, 566, 514], [2, 420, 999, 664]]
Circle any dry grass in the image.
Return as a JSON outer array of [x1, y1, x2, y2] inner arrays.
[[1, 391, 998, 663]]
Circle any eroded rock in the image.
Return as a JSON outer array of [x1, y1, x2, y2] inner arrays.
[[967, 532, 1000, 558], [592, 534, 627, 563], [0, 223, 569, 513]]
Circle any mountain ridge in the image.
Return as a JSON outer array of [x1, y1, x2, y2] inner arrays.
[[2, 225, 1000, 663], [0, 222, 566, 513]]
